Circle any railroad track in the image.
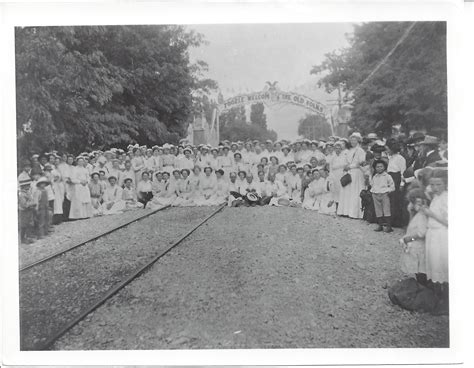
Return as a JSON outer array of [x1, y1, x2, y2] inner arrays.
[[20, 205, 171, 272], [22, 204, 226, 351]]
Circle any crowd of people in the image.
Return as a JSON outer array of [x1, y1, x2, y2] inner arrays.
[[17, 131, 448, 312]]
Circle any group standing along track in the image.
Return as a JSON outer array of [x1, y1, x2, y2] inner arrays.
[[20, 204, 225, 351]]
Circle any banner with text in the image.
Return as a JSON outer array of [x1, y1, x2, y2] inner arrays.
[[220, 91, 326, 115]]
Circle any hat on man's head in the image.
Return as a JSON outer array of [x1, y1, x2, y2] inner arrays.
[[107, 175, 118, 182], [420, 135, 439, 146], [367, 133, 378, 140]]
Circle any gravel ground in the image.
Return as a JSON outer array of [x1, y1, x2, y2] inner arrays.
[[53, 206, 449, 350], [19, 206, 217, 350], [19, 209, 154, 268]]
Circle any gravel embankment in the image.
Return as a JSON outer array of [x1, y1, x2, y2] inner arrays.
[[54, 206, 449, 350], [20, 206, 218, 350], [19, 209, 155, 268]]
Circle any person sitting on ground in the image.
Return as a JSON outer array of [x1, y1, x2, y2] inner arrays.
[[89, 172, 104, 216], [213, 169, 229, 205], [102, 176, 125, 215], [122, 178, 144, 210], [136, 171, 153, 208], [173, 168, 195, 207], [147, 171, 177, 209], [267, 172, 289, 206], [240, 173, 261, 207]]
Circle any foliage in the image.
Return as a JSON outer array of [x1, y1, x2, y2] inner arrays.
[[298, 114, 333, 140], [250, 102, 267, 129], [219, 105, 277, 142], [15, 25, 217, 157], [311, 22, 447, 136]]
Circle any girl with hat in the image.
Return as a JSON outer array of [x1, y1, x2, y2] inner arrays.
[[89, 172, 104, 216], [33, 176, 52, 238], [337, 132, 367, 219], [327, 141, 347, 210], [18, 178, 36, 244], [69, 157, 93, 220]]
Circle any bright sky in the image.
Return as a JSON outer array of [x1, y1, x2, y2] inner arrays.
[[187, 23, 354, 140]]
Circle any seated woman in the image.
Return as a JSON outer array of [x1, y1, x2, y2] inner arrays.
[[89, 172, 104, 216], [302, 169, 326, 210], [173, 168, 195, 207], [286, 164, 302, 205], [122, 178, 144, 210], [194, 166, 217, 206], [152, 172, 165, 197], [147, 171, 177, 209], [267, 173, 290, 206], [318, 166, 337, 216], [212, 169, 229, 205], [102, 175, 125, 215], [136, 171, 153, 208], [275, 164, 288, 185]]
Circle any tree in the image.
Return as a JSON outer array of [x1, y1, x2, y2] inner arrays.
[[298, 114, 332, 140], [250, 102, 267, 129], [15, 25, 217, 157], [311, 22, 447, 137], [219, 105, 277, 142]]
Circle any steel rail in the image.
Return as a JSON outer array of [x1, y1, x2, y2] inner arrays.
[[38, 203, 226, 351], [20, 205, 171, 272]]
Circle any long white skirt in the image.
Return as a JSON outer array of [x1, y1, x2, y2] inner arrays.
[[337, 168, 365, 218], [148, 195, 176, 210], [173, 195, 196, 207], [425, 226, 449, 283]]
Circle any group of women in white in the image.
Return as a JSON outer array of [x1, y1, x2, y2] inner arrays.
[[21, 132, 392, 221]]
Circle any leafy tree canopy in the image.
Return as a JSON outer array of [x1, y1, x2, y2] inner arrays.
[[311, 22, 447, 137], [298, 114, 333, 140], [16, 25, 217, 157], [219, 104, 277, 142]]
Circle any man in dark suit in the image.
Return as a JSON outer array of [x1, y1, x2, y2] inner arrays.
[[419, 136, 442, 168]]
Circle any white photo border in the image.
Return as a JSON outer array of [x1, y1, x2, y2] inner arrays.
[[1, 0, 469, 365]]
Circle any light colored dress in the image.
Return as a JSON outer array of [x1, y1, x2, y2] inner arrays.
[[319, 177, 337, 215], [89, 181, 104, 216], [69, 166, 93, 219], [173, 178, 195, 207], [194, 175, 217, 206], [102, 184, 125, 215], [148, 180, 177, 209], [328, 151, 347, 202], [122, 187, 144, 210], [337, 146, 366, 218], [302, 178, 326, 211], [286, 173, 302, 203], [131, 156, 145, 183], [400, 211, 428, 275], [212, 178, 229, 205], [267, 180, 289, 206], [425, 191, 448, 283]]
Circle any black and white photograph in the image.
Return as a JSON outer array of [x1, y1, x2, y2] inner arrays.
[[2, 0, 472, 365]]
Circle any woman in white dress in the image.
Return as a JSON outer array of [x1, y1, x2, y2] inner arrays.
[[337, 133, 367, 219], [136, 171, 153, 208], [302, 169, 325, 210], [319, 167, 337, 216], [131, 148, 145, 184], [286, 164, 302, 204], [147, 172, 177, 209], [69, 157, 93, 219], [328, 141, 348, 208], [102, 176, 125, 215], [211, 169, 229, 205], [194, 167, 217, 206], [173, 169, 195, 207]]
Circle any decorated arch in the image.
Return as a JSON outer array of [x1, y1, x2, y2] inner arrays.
[[187, 82, 329, 146]]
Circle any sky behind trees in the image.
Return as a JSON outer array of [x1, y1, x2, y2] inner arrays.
[[188, 23, 354, 140]]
